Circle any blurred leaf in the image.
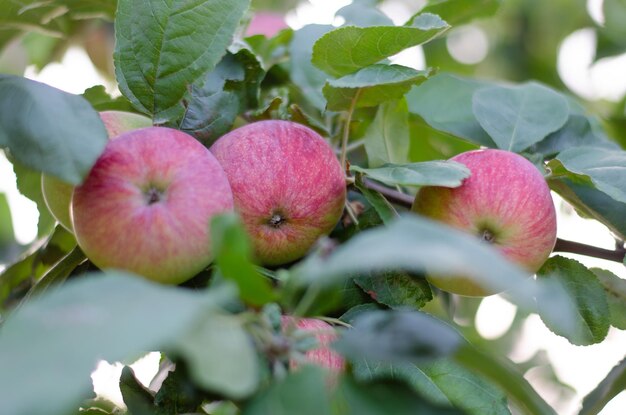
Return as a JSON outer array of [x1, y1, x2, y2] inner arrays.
[[323, 65, 429, 111], [174, 312, 259, 398], [154, 367, 205, 414], [334, 309, 462, 363], [336, 0, 394, 27], [406, 73, 495, 147], [242, 366, 332, 415], [362, 98, 410, 168], [11, 160, 54, 236], [602, 0, 626, 46], [354, 358, 511, 415], [350, 161, 470, 188], [211, 214, 276, 305], [590, 268, 626, 330], [0, 75, 108, 185], [579, 356, 626, 415], [353, 176, 398, 225], [420, 0, 502, 26], [0, 192, 19, 262], [82, 85, 136, 112], [536, 256, 610, 345], [23, 246, 86, 301], [0, 37, 28, 75], [354, 271, 432, 310], [472, 82, 569, 152], [312, 14, 449, 77], [0, 271, 225, 415], [114, 0, 250, 123], [120, 366, 157, 415]]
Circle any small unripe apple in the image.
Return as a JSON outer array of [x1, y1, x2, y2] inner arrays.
[[72, 127, 233, 284], [41, 111, 152, 231], [210, 120, 346, 266], [412, 149, 557, 296], [281, 316, 344, 372]]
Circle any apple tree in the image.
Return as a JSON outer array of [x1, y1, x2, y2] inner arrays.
[[0, 1, 625, 414]]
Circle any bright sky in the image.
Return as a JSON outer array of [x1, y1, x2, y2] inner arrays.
[[1, 0, 625, 413]]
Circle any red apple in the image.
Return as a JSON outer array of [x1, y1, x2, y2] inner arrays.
[[41, 111, 152, 231], [210, 120, 346, 266], [281, 316, 344, 373], [72, 127, 233, 284], [412, 149, 557, 296], [245, 12, 288, 38]]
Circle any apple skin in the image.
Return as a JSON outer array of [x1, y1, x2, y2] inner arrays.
[[281, 316, 344, 373], [210, 120, 346, 266], [245, 12, 288, 38], [41, 111, 152, 231], [412, 149, 557, 297], [72, 127, 234, 284]]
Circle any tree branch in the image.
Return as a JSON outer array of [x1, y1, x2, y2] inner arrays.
[[360, 178, 626, 264]]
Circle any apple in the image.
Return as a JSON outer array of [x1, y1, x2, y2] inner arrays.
[[210, 120, 346, 266], [245, 12, 288, 38], [412, 149, 557, 296], [41, 111, 152, 231], [281, 316, 344, 373], [72, 127, 233, 284]]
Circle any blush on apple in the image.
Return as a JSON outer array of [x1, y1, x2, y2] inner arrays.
[[245, 12, 288, 38], [210, 120, 346, 266], [412, 149, 557, 296], [41, 111, 152, 231], [72, 127, 233, 284], [281, 316, 344, 373]]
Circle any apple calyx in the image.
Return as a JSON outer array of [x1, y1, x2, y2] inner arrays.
[[144, 186, 165, 205], [267, 210, 287, 228]]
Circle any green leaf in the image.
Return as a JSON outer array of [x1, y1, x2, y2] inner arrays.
[[353, 175, 398, 225], [211, 213, 276, 306], [336, 0, 394, 27], [23, 246, 86, 301], [312, 14, 449, 77], [120, 366, 157, 415], [354, 271, 432, 309], [323, 65, 429, 111], [472, 82, 569, 152], [536, 256, 610, 346], [0, 75, 108, 185], [363, 98, 410, 168], [602, 0, 626, 46], [0, 271, 225, 415], [11, 160, 54, 236], [555, 146, 626, 204], [114, 0, 250, 123], [334, 309, 462, 363], [420, 0, 503, 26], [351, 161, 470, 188], [82, 85, 136, 112], [174, 312, 259, 398], [590, 268, 626, 330], [579, 357, 626, 415], [353, 358, 511, 415], [0, 192, 18, 262], [406, 73, 495, 147], [154, 367, 205, 414], [242, 366, 332, 415]]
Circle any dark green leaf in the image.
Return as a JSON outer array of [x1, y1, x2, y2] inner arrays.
[[351, 161, 470, 188], [579, 357, 626, 415], [211, 213, 276, 305], [120, 366, 156, 415], [323, 65, 429, 111], [362, 98, 410, 168], [0, 271, 224, 415], [0, 192, 18, 262], [154, 367, 205, 414], [591, 268, 626, 330], [242, 366, 332, 415], [472, 82, 569, 152], [114, 0, 250, 123], [536, 256, 610, 345], [420, 0, 502, 26], [334, 309, 462, 363], [312, 14, 449, 77], [354, 271, 432, 309], [11, 160, 54, 236], [173, 312, 259, 398], [406, 73, 495, 147], [353, 176, 398, 225], [82, 85, 136, 112], [0, 75, 108, 185], [23, 246, 86, 301], [336, 0, 394, 27]]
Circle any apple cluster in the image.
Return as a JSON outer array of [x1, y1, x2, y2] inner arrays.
[[43, 112, 346, 284]]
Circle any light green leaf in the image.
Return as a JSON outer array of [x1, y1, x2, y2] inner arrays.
[[591, 268, 626, 330], [420, 0, 503, 26], [336, 0, 394, 27], [579, 357, 626, 415], [363, 98, 410, 168], [351, 161, 470, 188], [536, 256, 610, 346], [312, 14, 449, 77], [0, 75, 108, 185], [114, 0, 250, 123], [472, 82, 569, 152]]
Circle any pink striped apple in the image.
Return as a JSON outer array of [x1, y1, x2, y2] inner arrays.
[[281, 316, 344, 373], [72, 127, 233, 284], [41, 111, 152, 231], [210, 120, 346, 266], [412, 149, 557, 296]]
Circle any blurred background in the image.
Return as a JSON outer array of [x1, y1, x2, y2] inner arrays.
[[1, 1, 625, 414]]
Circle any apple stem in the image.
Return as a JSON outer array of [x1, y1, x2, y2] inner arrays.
[[339, 90, 362, 172]]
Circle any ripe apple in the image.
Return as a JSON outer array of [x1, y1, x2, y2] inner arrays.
[[245, 12, 288, 38], [210, 120, 346, 266], [41, 111, 152, 231], [72, 127, 233, 284], [281, 316, 344, 373], [412, 149, 557, 296]]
